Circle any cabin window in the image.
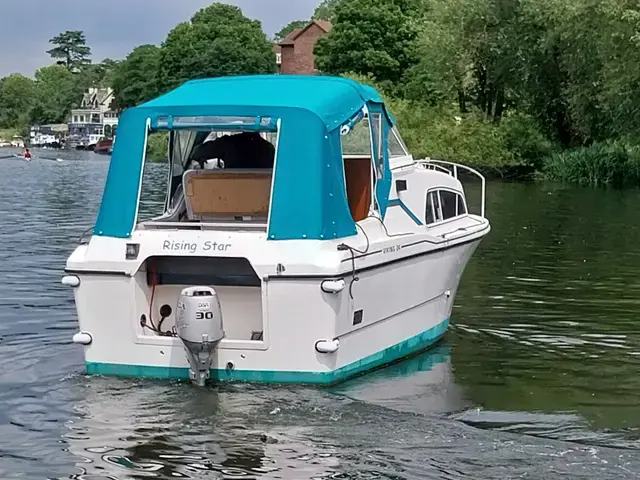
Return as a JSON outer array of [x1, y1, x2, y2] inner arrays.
[[340, 116, 374, 222], [341, 117, 371, 156], [425, 189, 467, 225], [440, 190, 457, 219], [370, 112, 383, 179], [139, 118, 279, 229], [433, 190, 441, 220], [139, 132, 170, 223], [388, 127, 409, 158], [426, 192, 436, 224], [426, 191, 441, 224], [457, 195, 467, 215]]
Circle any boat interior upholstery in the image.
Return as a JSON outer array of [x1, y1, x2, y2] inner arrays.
[[183, 169, 272, 221]]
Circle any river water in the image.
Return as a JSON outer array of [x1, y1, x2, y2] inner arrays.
[[0, 147, 639, 479]]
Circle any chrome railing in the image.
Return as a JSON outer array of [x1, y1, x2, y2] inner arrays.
[[416, 158, 486, 218]]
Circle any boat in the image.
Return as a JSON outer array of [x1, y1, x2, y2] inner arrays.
[[61, 75, 490, 386], [94, 138, 113, 155]]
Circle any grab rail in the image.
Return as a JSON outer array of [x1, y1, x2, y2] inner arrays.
[[78, 226, 93, 245], [416, 158, 486, 218]]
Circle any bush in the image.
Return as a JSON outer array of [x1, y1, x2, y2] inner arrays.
[[542, 141, 640, 187], [499, 113, 557, 170], [341, 72, 553, 179], [146, 132, 168, 162], [0, 128, 19, 142]]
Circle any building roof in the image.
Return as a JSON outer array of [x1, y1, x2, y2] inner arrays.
[[278, 20, 331, 46], [80, 87, 114, 109]]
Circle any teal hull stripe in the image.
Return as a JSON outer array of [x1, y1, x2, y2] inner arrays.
[[85, 317, 449, 385], [388, 198, 423, 226]]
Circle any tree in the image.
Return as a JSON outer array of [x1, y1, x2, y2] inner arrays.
[[0, 74, 36, 130], [158, 3, 277, 92], [30, 64, 76, 124], [314, 0, 419, 84], [112, 45, 161, 110], [47, 31, 92, 71], [274, 20, 308, 42], [313, 0, 340, 20], [82, 58, 120, 88]]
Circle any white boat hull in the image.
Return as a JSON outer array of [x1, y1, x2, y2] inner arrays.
[[66, 234, 482, 385]]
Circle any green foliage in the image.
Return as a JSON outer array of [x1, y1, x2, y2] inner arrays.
[[345, 72, 552, 176], [335, 0, 640, 185], [146, 132, 169, 162], [0, 128, 19, 141], [274, 20, 308, 41], [0, 74, 35, 130], [313, 0, 340, 20], [543, 142, 640, 187], [79, 59, 120, 90], [315, 0, 419, 84], [112, 45, 161, 110], [158, 3, 276, 92], [30, 65, 76, 124], [47, 30, 92, 71]]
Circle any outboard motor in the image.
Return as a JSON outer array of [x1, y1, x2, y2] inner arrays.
[[175, 286, 225, 386]]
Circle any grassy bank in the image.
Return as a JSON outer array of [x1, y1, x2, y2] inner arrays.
[[543, 142, 640, 188]]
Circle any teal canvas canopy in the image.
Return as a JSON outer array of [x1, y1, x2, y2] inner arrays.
[[93, 74, 395, 240]]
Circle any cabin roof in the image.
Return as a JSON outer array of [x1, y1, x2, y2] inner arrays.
[[135, 74, 390, 132], [94, 75, 396, 241]]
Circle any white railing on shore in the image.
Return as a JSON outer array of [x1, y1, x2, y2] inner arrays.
[[417, 158, 486, 219]]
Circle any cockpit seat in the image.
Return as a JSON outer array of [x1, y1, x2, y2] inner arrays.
[[182, 169, 272, 221]]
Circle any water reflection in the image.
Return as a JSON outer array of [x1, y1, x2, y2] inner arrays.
[[334, 344, 469, 416], [452, 182, 640, 444], [62, 377, 348, 479]]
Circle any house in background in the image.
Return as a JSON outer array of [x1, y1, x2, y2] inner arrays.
[[67, 87, 119, 149], [274, 20, 331, 74], [30, 123, 68, 147]]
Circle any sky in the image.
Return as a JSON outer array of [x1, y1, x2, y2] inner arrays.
[[0, 0, 322, 77]]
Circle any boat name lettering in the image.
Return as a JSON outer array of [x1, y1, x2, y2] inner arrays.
[[382, 244, 403, 254], [162, 240, 232, 253]]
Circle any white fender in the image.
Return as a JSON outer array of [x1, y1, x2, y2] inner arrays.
[[321, 279, 345, 294], [61, 275, 80, 287], [73, 332, 93, 345], [315, 339, 340, 354]]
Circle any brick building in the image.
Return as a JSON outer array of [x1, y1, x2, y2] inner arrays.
[[274, 20, 331, 74]]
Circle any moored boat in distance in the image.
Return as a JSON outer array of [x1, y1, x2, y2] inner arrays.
[[94, 138, 113, 155], [61, 74, 490, 386]]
